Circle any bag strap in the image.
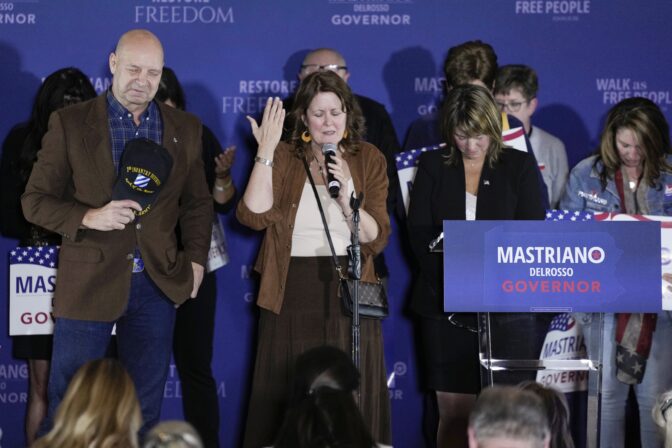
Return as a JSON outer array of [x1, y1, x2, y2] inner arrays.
[[301, 157, 347, 280]]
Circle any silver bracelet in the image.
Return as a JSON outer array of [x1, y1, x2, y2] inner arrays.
[[214, 178, 233, 192], [254, 156, 274, 167]]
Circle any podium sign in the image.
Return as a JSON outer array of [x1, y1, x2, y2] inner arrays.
[[9, 246, 59, 335], [443, 220, 661, 313]]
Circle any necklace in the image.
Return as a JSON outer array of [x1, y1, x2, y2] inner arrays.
[[311, 155, 325, 173], [464, 157, 484, 169]]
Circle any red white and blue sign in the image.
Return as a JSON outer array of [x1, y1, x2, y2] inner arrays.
[[9, 246, 59, 335], [443, 221, 661, 313]]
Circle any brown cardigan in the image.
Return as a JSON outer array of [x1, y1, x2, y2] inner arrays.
[[237, 141, 390, 314]]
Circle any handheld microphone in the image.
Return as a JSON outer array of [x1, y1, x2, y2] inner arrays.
[[322, 143, 340, 198]]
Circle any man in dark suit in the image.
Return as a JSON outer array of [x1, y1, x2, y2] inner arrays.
[[22, 29, 212, 435], [283, 48, 402, 277]]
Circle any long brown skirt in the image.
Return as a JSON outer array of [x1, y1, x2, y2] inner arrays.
[[242, 256, 392, 447]]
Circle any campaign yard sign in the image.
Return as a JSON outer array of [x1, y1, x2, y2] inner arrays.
[[9, 246, 58, 335], [443, 220, 661, 313]]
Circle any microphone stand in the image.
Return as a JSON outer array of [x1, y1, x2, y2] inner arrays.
[[347, 191, 363, 407]]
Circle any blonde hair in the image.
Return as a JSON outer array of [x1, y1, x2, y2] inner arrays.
[[33, 359, 141, 448], [440, 84, 504, 168], [653, 390, 672, 448]]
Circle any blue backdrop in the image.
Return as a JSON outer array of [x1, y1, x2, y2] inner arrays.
[[1, 0, 671, 446]]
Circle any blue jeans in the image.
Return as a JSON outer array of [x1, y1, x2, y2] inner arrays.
[[600, 312, 672, 448], [44, 270, 176, 436]]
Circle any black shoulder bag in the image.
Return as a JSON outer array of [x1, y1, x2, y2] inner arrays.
[[301, 157, 389, 319]]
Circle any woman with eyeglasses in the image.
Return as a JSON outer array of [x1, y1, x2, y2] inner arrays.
[[407, 84, 545, 448], [494, 64, 569, 208], [560, 97, 672, 448]]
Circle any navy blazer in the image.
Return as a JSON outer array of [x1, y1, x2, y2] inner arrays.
[[407, 146, 545, 317]]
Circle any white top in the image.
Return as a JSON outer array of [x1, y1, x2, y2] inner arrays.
[[465, 192, 477, 221], [291, 179, 355, 256]]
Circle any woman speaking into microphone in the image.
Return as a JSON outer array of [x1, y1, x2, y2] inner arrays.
[[237, 71, 392, 448]]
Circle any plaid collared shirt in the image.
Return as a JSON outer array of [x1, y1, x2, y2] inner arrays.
[[106, 90, 163, 171]]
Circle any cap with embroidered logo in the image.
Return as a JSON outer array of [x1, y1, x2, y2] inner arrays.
[[112, 138, 173, 216]]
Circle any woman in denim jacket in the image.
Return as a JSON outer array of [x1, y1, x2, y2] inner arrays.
[[560, 97, 672, 447]]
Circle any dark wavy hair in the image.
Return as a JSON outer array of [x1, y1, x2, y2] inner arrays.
[[595, 96, 672, 189], [289, 71, 365, 157], [19, 67, 96, 183], [274, 346, 376, 448], [155, 66, 186, 111]]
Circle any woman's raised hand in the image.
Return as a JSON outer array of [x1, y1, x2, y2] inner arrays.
[[246, 97, 285, 155]]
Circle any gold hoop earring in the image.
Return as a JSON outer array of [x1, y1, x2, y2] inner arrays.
[[343, 130, 349, 139], [301, 131, 312, 143]]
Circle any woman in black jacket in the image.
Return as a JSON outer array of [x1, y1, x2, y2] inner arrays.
[[407, 84, 545, 447]]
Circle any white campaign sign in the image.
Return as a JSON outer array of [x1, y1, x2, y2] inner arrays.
[[9, 247, 58, 335], [8, 246, 122, 336], [206, 216, 229, 273]]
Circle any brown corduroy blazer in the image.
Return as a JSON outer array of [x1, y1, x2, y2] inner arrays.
[[236, 141, 390, 314], [21, 95, 213, 321]]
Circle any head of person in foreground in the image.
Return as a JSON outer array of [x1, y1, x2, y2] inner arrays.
[[33, 358, 142, 448], [274, 345, 377, 448], [468, 385, 550, 448]]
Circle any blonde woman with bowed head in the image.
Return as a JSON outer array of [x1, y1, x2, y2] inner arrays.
[[408, 84, 545, 447]]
